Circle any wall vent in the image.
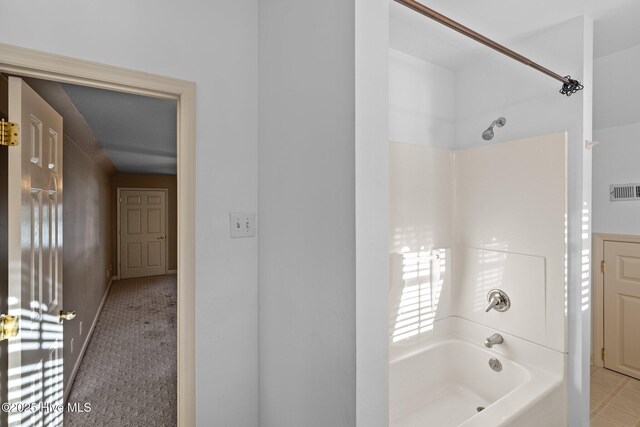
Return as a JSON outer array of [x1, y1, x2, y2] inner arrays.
[[610, 183, 640, 201]]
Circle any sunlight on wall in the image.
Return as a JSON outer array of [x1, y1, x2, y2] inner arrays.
[[582, 206, 591, 312], [391, 248, 447, 343], [565, 206, 591, 315], [565, 214, 568, 317]]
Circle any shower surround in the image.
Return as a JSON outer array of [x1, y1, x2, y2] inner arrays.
[[389, 133, 568, 426]]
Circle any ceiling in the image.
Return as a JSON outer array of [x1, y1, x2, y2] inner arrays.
[[390, 0, 640, 70], [62, 83, 177, 175]]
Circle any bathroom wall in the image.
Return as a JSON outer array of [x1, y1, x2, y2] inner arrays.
[[592, 123, 640, 235], [388, 142, 453, 357], [258, 1, 356, 426], [389, 49, 455, 149], [355, 0, 390, 424], [592, 44, 640, 235], [389, 134, 567, 354], [454, 133, 567, 352]]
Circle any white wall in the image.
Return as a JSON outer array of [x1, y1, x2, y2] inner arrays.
[[389, 135, 567, 354], [454, 134, 567, 352], [593, 45, 640, 235], [388, 143, 453, 359], [355, 0, 389, 425], [0, 2, 259, 425], [258, 1, 356, 426], [594, 44, 640, 131], [389, 144, 453, 256], [387, 46, 456, 363], [593, 123, 640, 235], [389, 49, 455, 149]]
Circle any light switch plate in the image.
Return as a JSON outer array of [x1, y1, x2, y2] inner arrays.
[[230, 212, 256, 238]]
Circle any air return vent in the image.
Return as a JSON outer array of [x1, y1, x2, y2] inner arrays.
[[610, 184, 640, 201]]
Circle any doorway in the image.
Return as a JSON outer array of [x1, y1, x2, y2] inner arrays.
[[0, 44, 195, 426], [601, 240, 640, 380], [593, 233, 640, 380]]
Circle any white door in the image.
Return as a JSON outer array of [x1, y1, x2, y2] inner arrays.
[[119, 189, 167, 279], [7, 77, 65, 426], [604, 240, 640, 380]]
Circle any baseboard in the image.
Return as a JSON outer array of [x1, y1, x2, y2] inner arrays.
[[64, 276, 116, 403], [167, 269, 177, 274]]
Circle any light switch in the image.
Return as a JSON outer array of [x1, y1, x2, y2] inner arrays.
[[230, 212, 256, 238]]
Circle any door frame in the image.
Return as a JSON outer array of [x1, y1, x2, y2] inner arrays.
[[0, 43, 196, 426], [117, 187, 170, 278], [592, 232, 640, 368]]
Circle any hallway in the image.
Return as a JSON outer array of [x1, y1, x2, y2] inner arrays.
[[65, 275, 177, 426]]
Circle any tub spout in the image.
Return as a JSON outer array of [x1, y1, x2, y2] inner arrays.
[[484, 333, 504, 348]]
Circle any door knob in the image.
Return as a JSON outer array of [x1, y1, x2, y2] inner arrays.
[[157, 235, 166, 240], [0, 314, 19, 341], [59, 310, 77, 323]]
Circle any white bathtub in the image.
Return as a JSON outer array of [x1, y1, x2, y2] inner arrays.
[[390, 328, 566, 427]]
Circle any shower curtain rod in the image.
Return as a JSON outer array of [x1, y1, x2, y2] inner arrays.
[[394, 0, 584, 96]]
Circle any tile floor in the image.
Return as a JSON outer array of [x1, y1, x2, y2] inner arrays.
[[591, 366, 640, 426]]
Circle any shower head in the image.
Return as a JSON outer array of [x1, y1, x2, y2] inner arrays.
[[482, 128, 495, 141], [482, 117, 506, 141]]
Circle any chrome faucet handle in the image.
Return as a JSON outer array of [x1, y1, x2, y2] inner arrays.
[[485, 289, 511, 313], [485, 298, 500, 313]]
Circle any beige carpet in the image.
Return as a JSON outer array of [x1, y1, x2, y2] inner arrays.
[[65, 275, 177, 426]]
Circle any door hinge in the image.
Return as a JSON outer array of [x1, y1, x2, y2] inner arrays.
[[0, 314, 19, 341], [601, 260, 605, 273], [601, 347, 605, 362], [0, 119, 19, 147]]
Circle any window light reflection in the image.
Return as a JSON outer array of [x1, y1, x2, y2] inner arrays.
[[392, 249, 447, 343]]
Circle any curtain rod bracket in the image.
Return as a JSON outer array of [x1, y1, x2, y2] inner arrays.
[[560, 76, 584, 96]]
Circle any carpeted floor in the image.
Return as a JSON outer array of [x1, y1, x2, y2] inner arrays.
[[65, 275, 177, 426]]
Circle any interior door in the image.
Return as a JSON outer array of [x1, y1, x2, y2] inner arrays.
[[604, 240, 640, 379], [1, 75, 10, 427], [120, 189, 167, 279], [7, 77, 65, 426]]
